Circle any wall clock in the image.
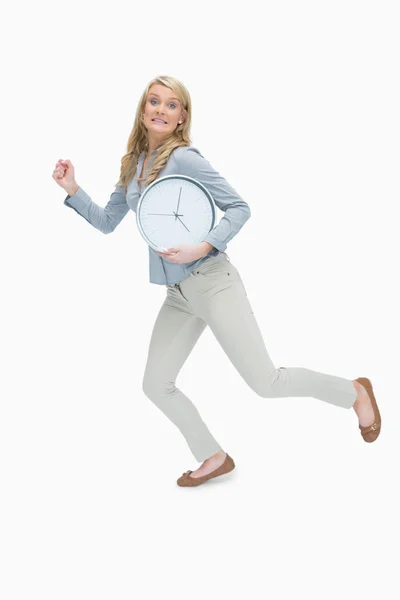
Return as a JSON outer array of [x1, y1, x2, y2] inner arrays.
[[136, 174, 217, 252]]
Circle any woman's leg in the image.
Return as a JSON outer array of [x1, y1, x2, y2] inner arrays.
[[187, 260, 358, 409], [142, 286, 224, 462]]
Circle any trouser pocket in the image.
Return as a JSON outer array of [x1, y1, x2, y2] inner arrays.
[[195, 255, 234, 278]]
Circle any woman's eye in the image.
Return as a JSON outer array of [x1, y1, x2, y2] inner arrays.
[[150, 99, 176, 108]]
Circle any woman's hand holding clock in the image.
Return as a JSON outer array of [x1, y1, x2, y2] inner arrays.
[[157, 242, 214, 264]]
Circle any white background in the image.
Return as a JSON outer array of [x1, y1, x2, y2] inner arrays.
[[1, 0, 399, 598]]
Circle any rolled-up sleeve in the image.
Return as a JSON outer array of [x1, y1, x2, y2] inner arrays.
[[175, 146, 251, 252], [64, 185, 130, 234]]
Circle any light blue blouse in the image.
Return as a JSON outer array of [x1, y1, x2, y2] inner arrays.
[[63, 145, 251, 285]]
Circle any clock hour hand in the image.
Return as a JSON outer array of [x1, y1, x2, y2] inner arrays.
[[148, 213, 184, 216]]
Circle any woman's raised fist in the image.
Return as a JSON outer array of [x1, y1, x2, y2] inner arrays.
[[52, 159, 78, 194]]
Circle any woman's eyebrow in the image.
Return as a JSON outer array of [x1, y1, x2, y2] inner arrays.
[[149, 93, 180, 102]]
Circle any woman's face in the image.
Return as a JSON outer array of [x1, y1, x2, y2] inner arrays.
[[142, 84, 185, 141]]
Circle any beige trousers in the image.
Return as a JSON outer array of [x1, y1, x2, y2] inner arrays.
[[142, 253, 357, 462]]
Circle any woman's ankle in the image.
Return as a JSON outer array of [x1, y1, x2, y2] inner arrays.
[[206, 449, 226, 461], [352, 380, 365, 397]]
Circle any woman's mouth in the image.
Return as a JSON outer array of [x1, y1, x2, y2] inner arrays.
[[152, 118, 167, 124]]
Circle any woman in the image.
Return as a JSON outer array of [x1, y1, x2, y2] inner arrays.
[[53, 75, 382, 488]]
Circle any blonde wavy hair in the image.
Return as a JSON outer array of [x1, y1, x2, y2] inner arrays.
[[116, 75, 192, 192]]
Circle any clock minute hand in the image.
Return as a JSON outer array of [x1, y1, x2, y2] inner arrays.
[[148, 213, 184, 216], [175, 187, 182, 222], [173, 212, 191, 233]]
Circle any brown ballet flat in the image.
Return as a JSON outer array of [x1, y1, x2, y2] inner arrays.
[[355, 377, 382, 442], [177, 453, 235, 487]]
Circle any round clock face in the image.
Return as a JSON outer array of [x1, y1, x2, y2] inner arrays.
[[136, 174, 216, 252]]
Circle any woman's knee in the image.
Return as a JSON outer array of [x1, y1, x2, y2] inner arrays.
[[142, 374, 174, 401], [142, 375, 158, 399], [251, 367, 289, 398]]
